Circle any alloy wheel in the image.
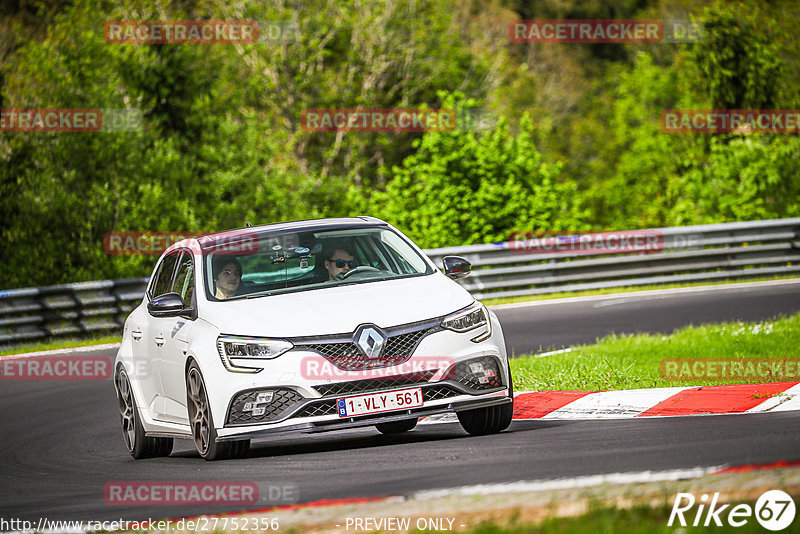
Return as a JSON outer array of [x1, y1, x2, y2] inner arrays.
[[187, 367, 211, 455], [116, 371, 136, 451]]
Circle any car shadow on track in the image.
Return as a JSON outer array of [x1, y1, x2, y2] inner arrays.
[[168, 425, 468, 460], [167, 420, 574, 460]]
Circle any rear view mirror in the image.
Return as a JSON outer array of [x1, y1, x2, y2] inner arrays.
[[443, 256, 471, 280], [147, 292, 186, 317]]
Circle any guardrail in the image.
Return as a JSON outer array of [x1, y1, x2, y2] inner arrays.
[[425, 218, 800, 300], [1, 219, 799, 347], [0, 279, 148, 347]]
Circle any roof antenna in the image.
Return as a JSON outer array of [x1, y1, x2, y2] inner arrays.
[[245, 222, 252, 227]]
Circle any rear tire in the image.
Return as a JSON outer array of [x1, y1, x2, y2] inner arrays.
[[457, 359, 514, 436], [186, 361, 248, 461], [115, 368, 173, 459], [375, 418, 418, 434], [229, 439, 251, 459]]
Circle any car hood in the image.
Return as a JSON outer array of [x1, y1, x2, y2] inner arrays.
[[201, 273, 474, 337]]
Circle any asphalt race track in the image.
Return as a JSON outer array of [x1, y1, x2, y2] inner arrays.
[[1, 281, 799, 523]]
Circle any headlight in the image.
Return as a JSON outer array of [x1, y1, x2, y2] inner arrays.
[[217, 335, 293, 372], [441, 302, 492, 342]]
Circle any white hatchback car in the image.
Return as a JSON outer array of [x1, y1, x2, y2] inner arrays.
[[114, 217, 513, 460]]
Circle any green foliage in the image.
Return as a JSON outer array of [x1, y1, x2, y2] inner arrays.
[[232, 0, 493, 186], [0, 0, 348, 287], [672, 135, 800, 223], [1, 0, 799, 289], [587, 4, 800, 229], [359, 93, 586, 248], [690, 2, 785, 110]]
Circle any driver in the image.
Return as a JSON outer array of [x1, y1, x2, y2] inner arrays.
[[324, 245, 357, 281]]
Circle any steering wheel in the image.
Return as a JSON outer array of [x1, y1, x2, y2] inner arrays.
[[335, 266, 381, 280]]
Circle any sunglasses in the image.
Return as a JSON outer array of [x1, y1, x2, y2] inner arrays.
[[331, 259, 357, 268]]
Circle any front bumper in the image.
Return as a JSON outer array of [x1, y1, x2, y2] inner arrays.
[[215, 354, 511, 440], [216, 395, 511, 441]]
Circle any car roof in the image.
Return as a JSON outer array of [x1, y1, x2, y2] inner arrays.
[[195, 216, 390, 247]]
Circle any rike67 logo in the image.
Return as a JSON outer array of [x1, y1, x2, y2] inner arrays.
[[669, 490, 796, 530]]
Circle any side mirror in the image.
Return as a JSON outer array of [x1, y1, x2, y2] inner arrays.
[[147, 292, 186, 317], [443, 256, 471, 280]]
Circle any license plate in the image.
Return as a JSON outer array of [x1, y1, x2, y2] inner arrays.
[[337, 387, 423, 418]]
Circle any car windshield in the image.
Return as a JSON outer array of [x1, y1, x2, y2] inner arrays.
[[204, 226, 433, 300]]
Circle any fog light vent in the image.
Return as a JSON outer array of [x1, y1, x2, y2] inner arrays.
[[227, 388, 304, 425], [452, 357, 503, 390]]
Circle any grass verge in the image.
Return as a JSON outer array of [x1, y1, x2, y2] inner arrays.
[[483, 275, 799, 306], [0, 335, 121, 357], [511, 313, 800, 391], [455, 497, 799, 533]]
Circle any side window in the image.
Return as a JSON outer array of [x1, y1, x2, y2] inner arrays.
[[151, 252, 180, 298], [173, 251, 195, 306]]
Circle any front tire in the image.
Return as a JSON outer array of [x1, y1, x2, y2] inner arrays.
[[115, 368, 173, 459], [457, 402, 513, 436], [375, 418, 418, 434], [186, 361, 249, 461], [457, 359, 514, 436]]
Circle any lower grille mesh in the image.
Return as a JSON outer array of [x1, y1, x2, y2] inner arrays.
[[313, 370, 437, 397]]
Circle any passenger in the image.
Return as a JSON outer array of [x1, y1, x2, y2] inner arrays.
[[323, 245, 357, 281], [212, 256, 242, 299]]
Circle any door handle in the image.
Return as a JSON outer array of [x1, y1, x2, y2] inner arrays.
[[154, 335, 165, 347], [131, 329, 143, 341]]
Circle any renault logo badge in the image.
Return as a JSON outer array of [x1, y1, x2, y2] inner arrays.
[[354, 325, 387, 359]]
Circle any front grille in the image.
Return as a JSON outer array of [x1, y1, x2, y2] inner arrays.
[[226, 388, 304, 425], [424, 384, 461, 401], [302, 342, 412, 371], [383, 328, 431, 359], [295, 400, 338, 418], [450, 356, 503, 390], [313, 370, 438, 397], [291, 319, 440, 371]]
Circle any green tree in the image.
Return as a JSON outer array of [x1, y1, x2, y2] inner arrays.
[[588, 2, 799, 229], [230, 0, 495, 187], [0, 0, 348, 288], [690, 2, 784, 110], [359, 93, 586, 248]]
